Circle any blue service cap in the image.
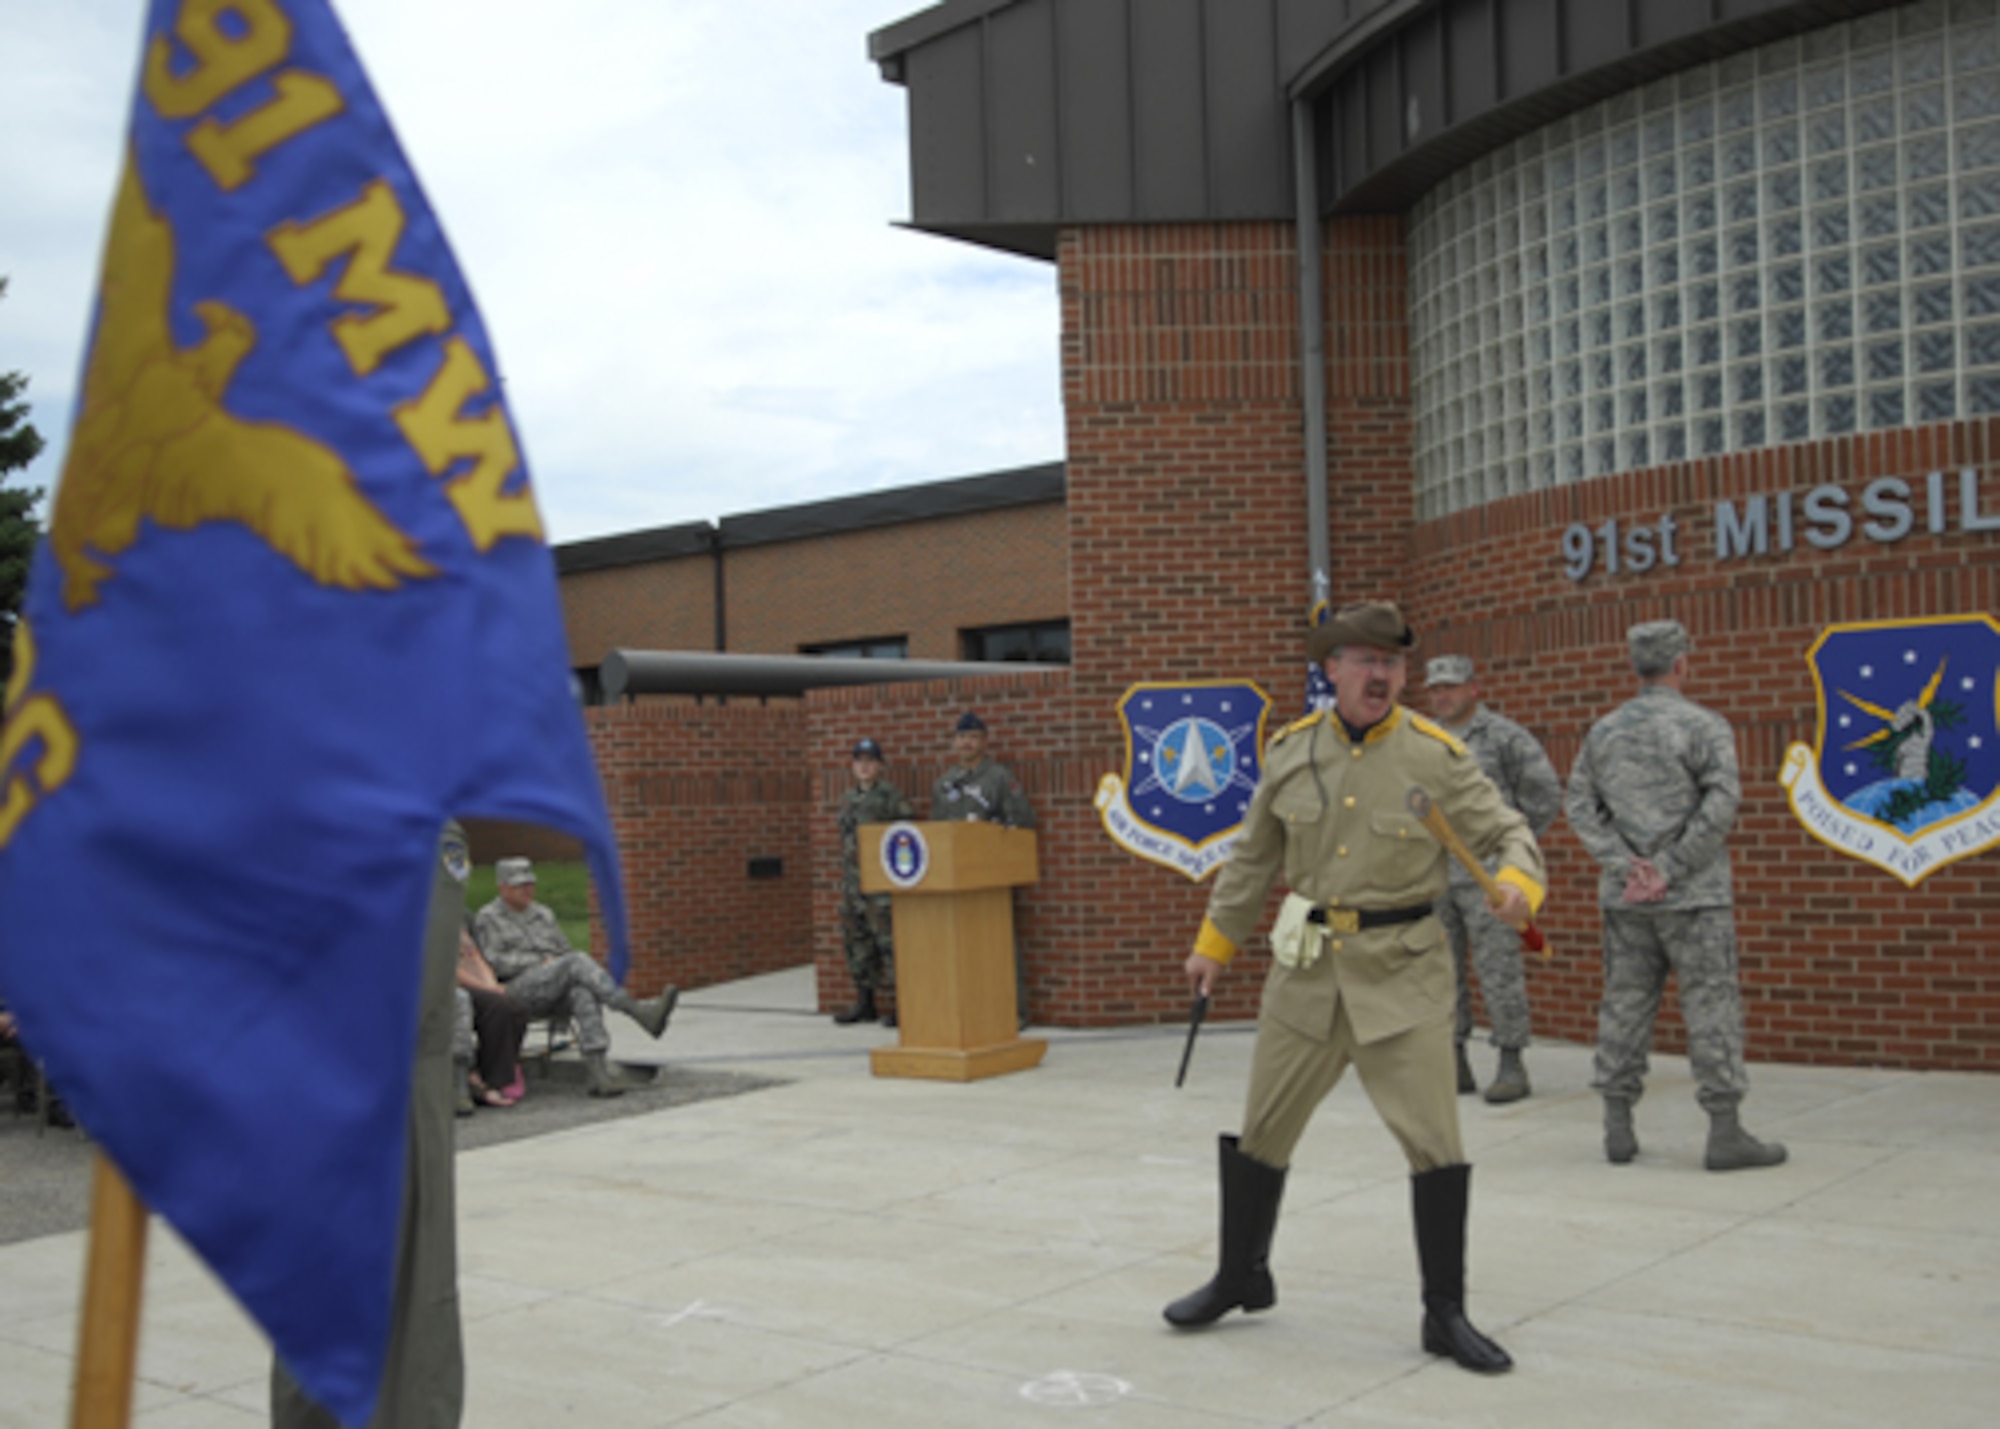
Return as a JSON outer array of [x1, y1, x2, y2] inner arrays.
[[955, 711, 987, 733]]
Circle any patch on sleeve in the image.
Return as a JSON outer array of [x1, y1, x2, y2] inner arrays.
[[439, 826, 471, 884]]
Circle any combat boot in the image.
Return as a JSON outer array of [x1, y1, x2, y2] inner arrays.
[[1164, 1134, 1287, 1328], [833, 988, 879, 1024], [621, 985, 678, 1039], [1455, 1043, 1478, 1095], [1603, 1097, 1638, 1164], [1704, 1107, 1787, 1171], [583, 1050, 636, 1098], [1412, 1164, 1512, 1374], [1483, 1048, 1530, 1105], [454, 1064, 475, 1118]]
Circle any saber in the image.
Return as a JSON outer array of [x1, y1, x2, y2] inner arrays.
[[1174, 994, 1209, 1088], [1405, 786, 1552, 961]]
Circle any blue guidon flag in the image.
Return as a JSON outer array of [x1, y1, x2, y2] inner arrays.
[[0, 1, 627, 1423], [1779, 614, 2000, 886], [1095, 682, 1271, 881]]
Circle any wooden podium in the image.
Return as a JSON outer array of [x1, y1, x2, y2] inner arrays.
[[860, 820, 1047, 1081]]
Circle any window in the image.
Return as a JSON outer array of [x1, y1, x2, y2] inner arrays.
[[800, 637, 908, 660], [963, 620, 1071, 664], [1408, 1, 2000, 518]]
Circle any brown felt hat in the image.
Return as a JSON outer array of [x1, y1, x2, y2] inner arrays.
[[1306, 600, 1419, 663]]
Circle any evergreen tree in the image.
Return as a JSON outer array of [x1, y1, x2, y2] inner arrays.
[[2, 277, 49, 687]]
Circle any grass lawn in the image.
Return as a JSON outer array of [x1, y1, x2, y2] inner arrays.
[[465, 861, 594, 950]]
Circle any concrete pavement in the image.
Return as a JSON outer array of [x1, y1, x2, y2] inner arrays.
[[3, 964, 1997, 1426]]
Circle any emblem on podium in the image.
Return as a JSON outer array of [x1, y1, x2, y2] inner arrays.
[[878, 821, 930, 890]]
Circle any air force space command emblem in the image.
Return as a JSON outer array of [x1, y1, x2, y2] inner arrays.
[[1779, 615, 2000, 885], [1095, 682, 1270, 881]]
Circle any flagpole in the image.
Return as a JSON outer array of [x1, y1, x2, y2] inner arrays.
[[70, 1153, 149, 1429]]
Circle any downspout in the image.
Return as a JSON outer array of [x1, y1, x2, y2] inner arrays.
[[708, 523, 727, 652], [708, 523, 727, 706], [1292, 96, 1331, 618]]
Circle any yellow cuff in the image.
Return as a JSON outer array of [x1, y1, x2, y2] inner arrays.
[[1193, 918, 1238, 965], [1494, 866, 1546, 916]]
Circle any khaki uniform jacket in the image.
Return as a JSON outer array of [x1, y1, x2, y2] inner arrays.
[[1196, 707, 1546, 1047]]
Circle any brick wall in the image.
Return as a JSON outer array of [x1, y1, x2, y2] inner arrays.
[[561, 502, 1068, 668], [587, 701, 813, 995], [1061, 223, 1310, 715], [1051, 222, 1321, 1025], [563, 555, 717, 667], [725, 505, 1068, 660], [1412, 426, 2000, 1072], [1324, 215, 1415, 600]]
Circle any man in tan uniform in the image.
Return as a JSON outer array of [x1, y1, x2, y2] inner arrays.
[[1163, 602, 1546, 1376]]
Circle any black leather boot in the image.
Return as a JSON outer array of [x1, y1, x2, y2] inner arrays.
[[833, 988, 878, 1025], [1412, 1164, 1513, 1373], [1164, 1134, 1287, 1328]]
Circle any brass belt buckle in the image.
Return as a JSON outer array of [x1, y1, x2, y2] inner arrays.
[[1324, 906, 1359, 934]]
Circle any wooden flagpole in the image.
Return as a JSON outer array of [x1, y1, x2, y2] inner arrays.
[[70, 1153, 149, 1428]]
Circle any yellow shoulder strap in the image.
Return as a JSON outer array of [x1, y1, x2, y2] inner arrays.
[[1269, 710, 1325, 747], [1407, 712, 1467, 756]]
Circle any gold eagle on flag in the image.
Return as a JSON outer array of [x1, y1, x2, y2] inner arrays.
[[50, 157, 435, 612]]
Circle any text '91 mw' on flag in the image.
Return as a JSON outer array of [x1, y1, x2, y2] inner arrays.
[[0, 0, 629, 1421]]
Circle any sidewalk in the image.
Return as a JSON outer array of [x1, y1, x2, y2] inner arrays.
[[3, 965, 1997, 1426]]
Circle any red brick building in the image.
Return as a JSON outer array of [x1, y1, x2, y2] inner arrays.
[[561, 0, 2000, 1074]]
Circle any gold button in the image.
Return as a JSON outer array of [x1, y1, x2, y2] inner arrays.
[[1331, 940, 1344, 951], [1350, 748, 1362, 759], [1343, 796, 1356, 808], [1337, 846, 1348, 857], [1328, 897, 1341, 907]]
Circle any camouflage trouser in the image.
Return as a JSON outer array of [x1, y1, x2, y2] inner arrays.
[[1592, 905, 1749, 1114], [1438, 880, 1532, 1050], [840, 892, 895, 992], [500, 952, 619, 1055], [451, 988, 475, 1065]]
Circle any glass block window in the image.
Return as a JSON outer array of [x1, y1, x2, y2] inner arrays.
[[1409, 0, 2000, 520]]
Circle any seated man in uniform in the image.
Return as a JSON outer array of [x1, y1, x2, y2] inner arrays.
[[472, 857, 677, 1098]]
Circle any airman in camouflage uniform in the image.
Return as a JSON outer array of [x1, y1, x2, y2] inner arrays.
[[1165, 602, 1546, 1377], [1423, 655, 1562, 1104], [930, 710, 1036, 828], [834, 737, 913, 1025], [472, 857, 678, 1097], [1565, 620, 1786, 1172], [931, 710, 1036, 1024]]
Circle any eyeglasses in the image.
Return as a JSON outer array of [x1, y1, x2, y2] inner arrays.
[[1336, 650, 1407, 673]]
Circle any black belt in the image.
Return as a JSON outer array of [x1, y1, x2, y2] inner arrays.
[[1306, 902, 1434, 934]]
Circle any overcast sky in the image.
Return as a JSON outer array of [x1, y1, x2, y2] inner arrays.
[[0, 0, 1062, 544]]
